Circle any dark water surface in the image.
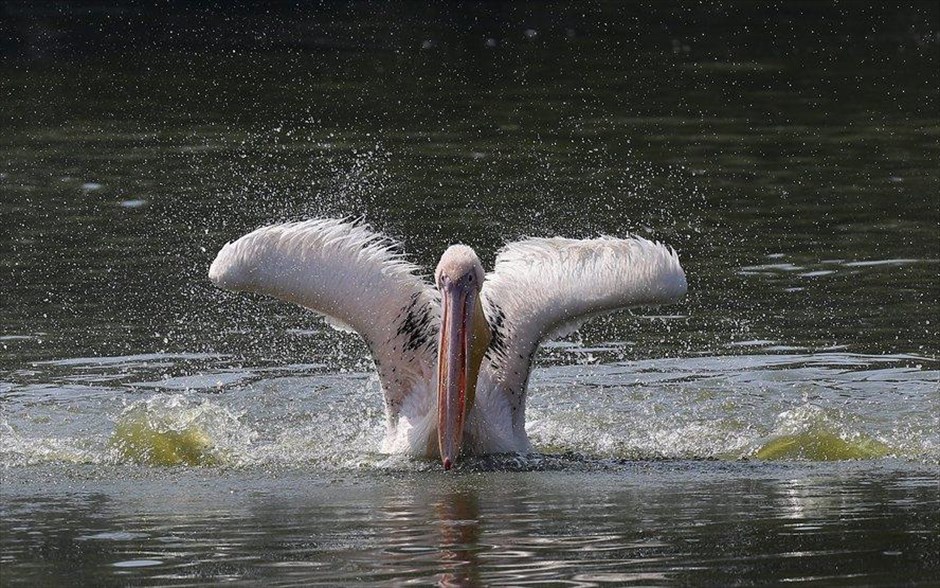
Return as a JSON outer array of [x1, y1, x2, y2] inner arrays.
[[2, 2, 939, 585], [2, 462, 938, 586]]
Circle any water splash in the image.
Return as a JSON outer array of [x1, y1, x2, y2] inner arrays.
[[2, 353, 936, 470], [110, 394, 255, 466], [0, 420, 102, 467], [752, 404, 891, 461]]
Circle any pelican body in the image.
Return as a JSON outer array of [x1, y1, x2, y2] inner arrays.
[[209, 219, 686, 469]]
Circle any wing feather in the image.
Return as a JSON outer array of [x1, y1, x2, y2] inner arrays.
[[480, 235, 686, 398], [209, 218, 438, 413]]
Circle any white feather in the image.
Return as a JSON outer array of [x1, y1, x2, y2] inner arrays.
[[323, 315, 356, 334], [479, 235, 687, 420], [210, 221, 687, 460], [209, 218, 439, 416]]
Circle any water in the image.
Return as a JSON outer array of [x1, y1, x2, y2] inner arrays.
[[2, 2, 939, 585], [3, 464, 936, 586]]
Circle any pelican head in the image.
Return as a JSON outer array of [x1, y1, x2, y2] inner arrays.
[[435, 245, 490, 470]]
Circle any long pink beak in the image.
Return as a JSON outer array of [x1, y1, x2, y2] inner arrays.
[[437, 278, 474, 470]]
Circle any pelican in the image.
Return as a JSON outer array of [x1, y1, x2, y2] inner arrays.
[[209, 218, 686, 469]]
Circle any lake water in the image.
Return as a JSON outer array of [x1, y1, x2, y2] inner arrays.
[[2, 3, 938, 586]]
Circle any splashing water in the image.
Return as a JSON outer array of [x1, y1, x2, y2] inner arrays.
[[110, 395, 255, 466], [753, 404, 891, 460], [2, 352, 936, 470]]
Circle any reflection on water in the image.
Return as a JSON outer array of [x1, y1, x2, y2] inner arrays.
[[2, 465, 938, 585], [2, 349, 937, 582], [430, 490, 481, 587]]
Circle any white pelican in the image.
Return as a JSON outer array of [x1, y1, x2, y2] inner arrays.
[[209, 218, 686, 469]]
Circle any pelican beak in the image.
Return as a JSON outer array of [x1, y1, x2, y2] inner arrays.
[[437, 277, 478, 470]]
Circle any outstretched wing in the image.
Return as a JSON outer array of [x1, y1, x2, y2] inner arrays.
[[480, 236, 686, 402], [209, 218, 439, 414]]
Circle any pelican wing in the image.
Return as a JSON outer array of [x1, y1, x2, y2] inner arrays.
[[209, 219, 438, 413], [480, 236, 686, 399]]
